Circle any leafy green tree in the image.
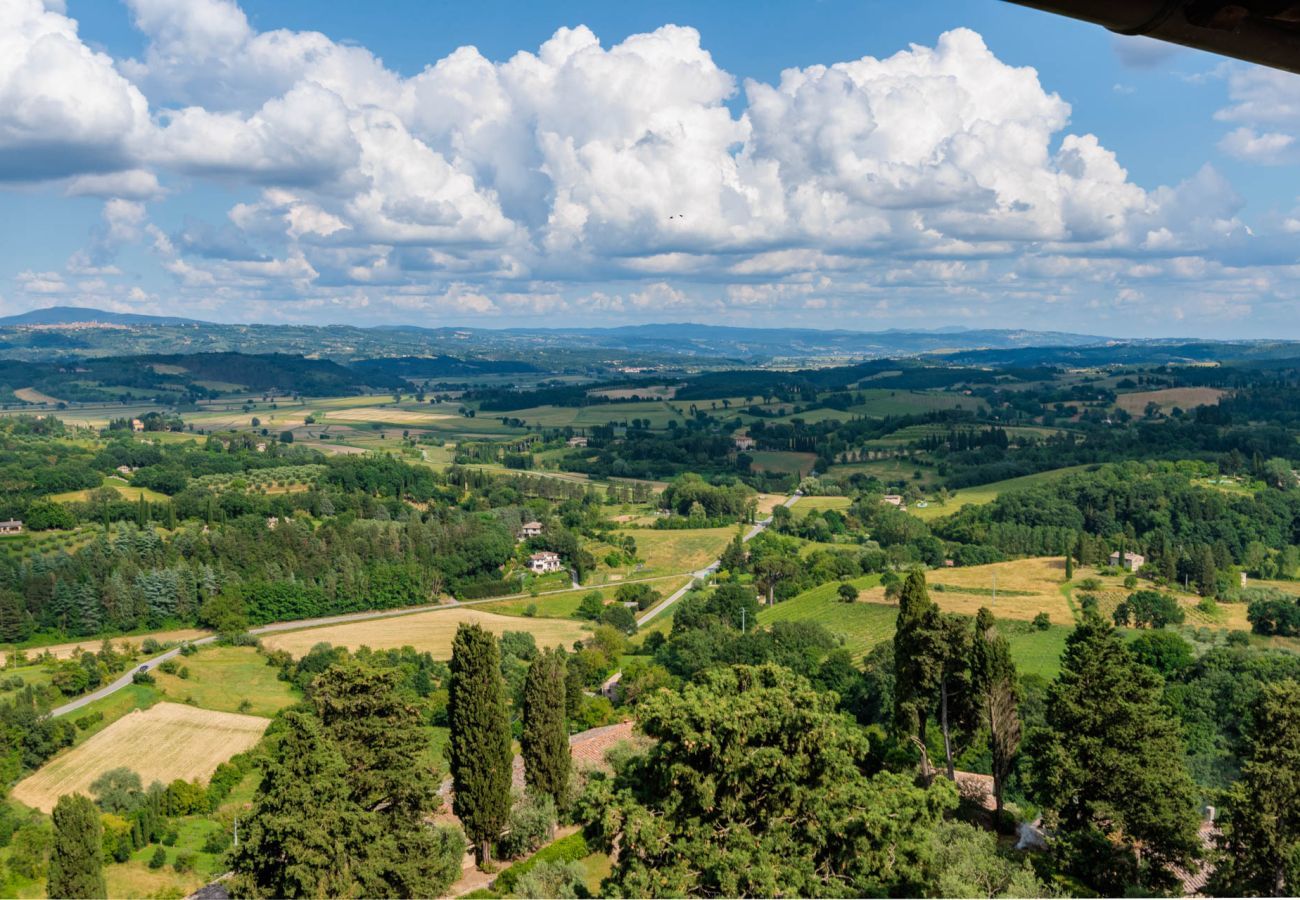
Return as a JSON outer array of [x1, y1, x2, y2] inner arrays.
[[837, 582, 858, 603], [1211, 680, 1300, 896], [582, 664, 956, 897], [1128, 629, 1193, 676], [449, 623, 513, 865], [48, 793, 105, 899], [969, 608, 1020, 813], [929, 820, 1051, 898], [89, 767, 142, 815], [522, 648, 570, 811], [1027, 612, 1201, 893]]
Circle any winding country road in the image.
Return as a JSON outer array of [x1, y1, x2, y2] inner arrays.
[[636, 489, 803, 626]]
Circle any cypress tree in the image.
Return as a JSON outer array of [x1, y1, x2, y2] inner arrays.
[[48, 793, 105, 899], [449, 623, 512, 865], [522, 648, 570, 810], [969, 608, 1020, 813], [892, 570, 944, 779], [1064, 552, 1074, 581]]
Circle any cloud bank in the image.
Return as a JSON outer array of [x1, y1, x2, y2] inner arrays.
[[0, 0, 1295, 331]]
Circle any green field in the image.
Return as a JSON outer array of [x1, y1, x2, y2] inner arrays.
[[479, 576, 691, 619], [793, 496, 852, 518], [748, 450, 817, 478], [619, 527, 734, 578], [849, 389, 985, 418], [152, 645, 300, 717], [48, 475, 170, 504], [759, 576, 1072, 678], [908, 465, 1094, 521]]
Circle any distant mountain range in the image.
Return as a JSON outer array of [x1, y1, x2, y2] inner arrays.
[[0, 306, 205, 327], [6, 306, 1300, 369]]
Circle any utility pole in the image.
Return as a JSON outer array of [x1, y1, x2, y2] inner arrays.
[[741, 607, 746, 634]]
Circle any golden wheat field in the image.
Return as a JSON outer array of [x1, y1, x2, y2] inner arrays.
[[325, 407, 454, 424], [858, 557, 1076, 624], [260, 607, 589, 659], [0, 628, 211, 665], [1114, 387, 1226, 415], [11, 703, 269, 813]]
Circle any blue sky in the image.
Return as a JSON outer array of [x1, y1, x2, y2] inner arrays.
[[2, 0, 1299, 336]]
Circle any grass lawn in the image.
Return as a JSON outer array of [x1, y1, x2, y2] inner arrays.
[[153, 645, 300, 717], [108, 813, 231, 898]]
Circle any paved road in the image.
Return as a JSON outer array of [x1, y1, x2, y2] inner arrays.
[[48, 569, 690, 718], [636, 489, 803, 626]]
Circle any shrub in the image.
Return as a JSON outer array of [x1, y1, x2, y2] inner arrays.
[[1032, 611, 1051, 630], [132, 670, 155, 685], [148, 846, 167, 869], [497, 792, 557, 861], [201, 829, 231, 854], [522, 603, 538, 618], [173, 851, 196, 873], [74, 711, 103, 731], [157, 660, 178, 675], [493, 832, 590, 895], [141, 638, 163, 654], [513, 860, 587, 899]]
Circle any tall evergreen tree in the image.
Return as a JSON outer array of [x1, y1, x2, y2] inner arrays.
[[48, 793, 105, 899], [522, 648, 570, 810], [1210, 680, 1300, 896], [230, 711, 356, 899], [1027, 611, 1201, 894], [893, 570, 944, 778], [969, 607, 1020, 813], [449, 623, 513, 865]]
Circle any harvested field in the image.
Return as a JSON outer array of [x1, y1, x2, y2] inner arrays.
[[326, 407, 454, 424], [1115, 387, 1226, 416], [12, 702, 269, 813], [0, 628, 209, 665], [857, 557, 1076, 624], [619, 527, 734, 577], [260, 607, 589, 659], [13, 387, 62, 404]]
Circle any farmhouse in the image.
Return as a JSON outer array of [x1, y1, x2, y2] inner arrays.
[[518, 520, 543, 539], [0, 520, 22, 535], [882, 494, 905, 508], [130, 418, 145, 432], [528, 551, 563, 574], [566, 436, 589, 448], [116, 465, 134, 476], [734, 435, 756, 451], [1109, 550, 1145, 571]]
